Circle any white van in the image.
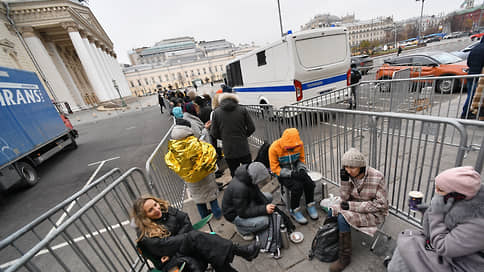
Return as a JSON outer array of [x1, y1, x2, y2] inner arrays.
[[226, 27, 351, 108]]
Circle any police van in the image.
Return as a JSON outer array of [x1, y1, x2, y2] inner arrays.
[[225, 27, 351, 108]]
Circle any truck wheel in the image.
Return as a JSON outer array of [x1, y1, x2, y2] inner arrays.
[[17, 162, 39, 187], [68, 137, 78, 150]]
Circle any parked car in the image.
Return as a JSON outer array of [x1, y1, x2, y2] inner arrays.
[[470, 32, 484, 41], [351, 55, 373, 75], [376, 51, 468, 94], [423, 36, 441, 43], [450, 41, 480, 60]]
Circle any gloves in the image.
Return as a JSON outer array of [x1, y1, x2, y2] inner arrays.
[[430, 194, 454, 214], [291, 169, 306, 179], [340, 168, 350, 181], [340, 201, 349, 210]]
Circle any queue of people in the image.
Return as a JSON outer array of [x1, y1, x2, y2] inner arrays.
[[138, 88, 483, 272]]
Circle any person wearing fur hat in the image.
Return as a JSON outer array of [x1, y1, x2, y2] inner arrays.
[[222, 162, 275, 240], [388, 166, 484, 272], [165, 118, 222, 220], [210, 93, 255, 177], [329, 148, 388, 272]]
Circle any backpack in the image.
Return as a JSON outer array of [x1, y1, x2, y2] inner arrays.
[[254, 142, 271, 169], [308, 216, 339, 262], [257, 212, 283, 259]]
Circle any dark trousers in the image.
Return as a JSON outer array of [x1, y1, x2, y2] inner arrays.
[[461, 78, 478, 119], [278, 175, 315, 210], [225, 154, 252, 177], [349, 85, 357, 109]]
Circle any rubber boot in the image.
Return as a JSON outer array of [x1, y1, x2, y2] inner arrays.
[[233, 241, 260, 261], [329, 232, 352, 272]]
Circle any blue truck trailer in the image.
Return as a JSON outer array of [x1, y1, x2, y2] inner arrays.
[[0, 66, 78, 191]]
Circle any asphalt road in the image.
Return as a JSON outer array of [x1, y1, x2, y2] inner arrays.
[[0, 106, 173, 239]]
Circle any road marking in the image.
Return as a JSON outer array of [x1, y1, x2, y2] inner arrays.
[[125, 126, 136, 130], [0, 220, 130, 269], [46, 157, 120, 236]]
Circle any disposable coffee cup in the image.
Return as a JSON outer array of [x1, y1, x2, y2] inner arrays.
[[408, 191, 424, 211]]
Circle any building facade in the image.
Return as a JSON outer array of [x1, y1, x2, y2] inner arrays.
[[0, 0, 131, 111], [344, 17, 393, 47], [124, 39, 255, 96]]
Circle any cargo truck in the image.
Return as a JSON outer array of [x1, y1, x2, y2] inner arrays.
[[0, 66, 78, 191]]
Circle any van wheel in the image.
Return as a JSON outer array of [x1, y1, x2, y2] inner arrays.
[[16, 162, 39, 187]]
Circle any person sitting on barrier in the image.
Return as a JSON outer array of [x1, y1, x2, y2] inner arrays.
[[222, 162, 275, 240], [165, 118, 222, 220], [269, 128, 318, 225], [387, 166, 484, 272], [133, 195, 260, 272], [328, 148, 388, 272]]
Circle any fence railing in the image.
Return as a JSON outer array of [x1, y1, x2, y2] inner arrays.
[[145, 117, 187, 210], [0, 168, 125, 271], [243, 104, 484, 228]]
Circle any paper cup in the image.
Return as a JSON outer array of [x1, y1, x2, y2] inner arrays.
[[408, 191, 424, 211]]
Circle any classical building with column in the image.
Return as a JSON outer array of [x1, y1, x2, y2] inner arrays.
[[0, 0, 131, 111]]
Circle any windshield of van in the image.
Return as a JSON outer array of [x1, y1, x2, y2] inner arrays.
[[295, 34, 347, 69]]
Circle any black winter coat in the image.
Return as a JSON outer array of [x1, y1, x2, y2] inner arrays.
[[210, 96, 255, 159], [137, 207, 233, 270], [467, 39, 484, 74], [222, 165, 269, 222]]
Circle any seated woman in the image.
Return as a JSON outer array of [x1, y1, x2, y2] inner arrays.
[[388, 166, 484, 272], [329, 148, 388, 272], [132, 195, 260, 272]]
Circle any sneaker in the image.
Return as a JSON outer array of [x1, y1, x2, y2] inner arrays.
[[307, 202, 319, 220], [235, 227, 255, 241], [290, 207, 308, 225]]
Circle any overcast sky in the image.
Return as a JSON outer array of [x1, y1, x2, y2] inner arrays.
[[87, 0, 471, 64]]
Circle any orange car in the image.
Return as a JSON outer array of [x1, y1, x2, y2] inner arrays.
[[376, 51, 468, 93], [470, 32, 484, 41]]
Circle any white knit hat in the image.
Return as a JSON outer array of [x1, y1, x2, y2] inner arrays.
[[341, 148, 366, 167]]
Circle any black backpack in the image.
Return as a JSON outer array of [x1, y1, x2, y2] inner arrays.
[[257, 212, 283, 259], [308, 216, 339, 262], [254, 142, 271, 169]]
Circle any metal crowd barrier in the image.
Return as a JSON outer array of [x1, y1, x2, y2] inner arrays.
[[0, 168, 124, 271], [145, 117, 186, 210], [243, 104, 484, 228]]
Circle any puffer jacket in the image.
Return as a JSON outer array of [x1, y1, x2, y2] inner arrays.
[[165, 125, 217, 183], [222, 164, 270, 222], [210, 93, 255, 159], [268, 128, 306, 178], [390, 184, 484, 272]]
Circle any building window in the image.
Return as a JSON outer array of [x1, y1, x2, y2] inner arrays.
[[215, 66, 218, 72], [151, 77, 155, 83], [171, 73, 175, 80], [165, 74, 169, 81], [191, 70, 195, 76], [185, 71, 189, 77], [209, 67, 212, 73], [257, 51, 267, 66], [203, 68, 206, 74], [197, 69, 200, 75], [159, 76, 163, 82], [144, 78, 149, 85], [138, 79, 142, 86], [130, 81, 135, 87]]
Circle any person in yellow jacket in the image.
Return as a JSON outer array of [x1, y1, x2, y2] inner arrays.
[[165, 118, 221, 219], [269, 128, 318, 224]]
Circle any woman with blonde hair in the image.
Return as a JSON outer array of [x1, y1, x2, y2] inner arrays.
[[132, 195, 260, 272]]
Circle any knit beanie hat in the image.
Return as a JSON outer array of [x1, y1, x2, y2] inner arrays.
[[435, 166, 481, 200], [248, 162, 270, 185], [183, 102, 198, 116], [341, 148, 366, 167]]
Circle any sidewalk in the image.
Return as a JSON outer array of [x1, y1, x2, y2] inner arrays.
[[182, 166, 399, 272], [68, 95, 160, 126]]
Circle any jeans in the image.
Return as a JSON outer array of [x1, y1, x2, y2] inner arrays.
[[461, 78, 478, 118], [225, 154, 252, 177], [233, 192, 273, 235], [196, 199, 222, 219], [328, 209, 351, 233]]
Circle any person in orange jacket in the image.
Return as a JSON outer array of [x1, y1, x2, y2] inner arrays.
[[269, 128, 317, 224]]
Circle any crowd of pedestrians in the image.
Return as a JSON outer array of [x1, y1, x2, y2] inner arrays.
[[140, 86, 483, 272]]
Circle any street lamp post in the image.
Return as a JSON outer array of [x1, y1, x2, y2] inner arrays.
[[416, 0, 425, 43], [112, 79, 127, 107], [277, 0, 284, 37]]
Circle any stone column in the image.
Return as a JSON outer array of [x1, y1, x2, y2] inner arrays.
[[89, 40, 117, 100], [45, 42, 86, 110], [97, 45, 118, 98], [82, 36, 114, 100], [66, 26, 109, 101], [108, 52, 131, 96], [21, 27, 74, 105]]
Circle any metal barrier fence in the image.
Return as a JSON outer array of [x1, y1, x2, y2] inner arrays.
[[145, 117, 187, 210], [0, 168, 155, 272], [0, 168, 124, 271], [243, 104, 484, 228]]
